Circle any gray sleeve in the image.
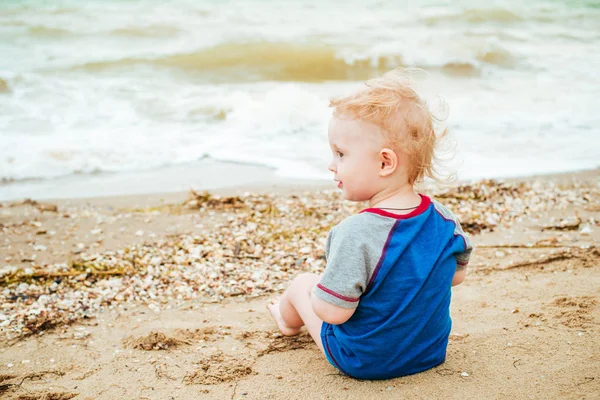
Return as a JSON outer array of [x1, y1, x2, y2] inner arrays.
[[455, 236, 472, 271], [433, 200, 473, 270], [453, 219, 472, 270], [312, 214, 396, 309]]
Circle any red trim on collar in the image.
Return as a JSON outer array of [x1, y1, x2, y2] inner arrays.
[[360, 194, 431, 220]]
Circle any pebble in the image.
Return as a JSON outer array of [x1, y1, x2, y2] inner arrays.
[[461, 372, 469, 377], [580, 224, 592, 235], [1, 180, 597, 340]]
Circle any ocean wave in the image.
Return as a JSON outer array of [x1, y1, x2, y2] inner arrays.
[[476, 46, 514, 66], [110, 25, 182, 38], [424, 8, 522, 24], [440, 62, 479, 76], [70, 41, 513, 81], [0, 77, 9, 93], [27, 25, 71, 37], [73, 42, 392, 81], [464, 30, 529, 43]]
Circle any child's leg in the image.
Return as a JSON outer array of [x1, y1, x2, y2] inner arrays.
[[267, 273, 324, 352]]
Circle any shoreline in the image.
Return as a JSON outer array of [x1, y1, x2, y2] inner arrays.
[[0, 157, 330, 203], [0, 158, 597, 204]]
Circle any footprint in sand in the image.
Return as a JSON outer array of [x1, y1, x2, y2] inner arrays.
[[549, 296, 597, 328], [123, 326, 233, 350], [175, 325, 232, 342], [183, 352, 255, 385], [123, 331, 190, 350], [236, 327, 315, 356]]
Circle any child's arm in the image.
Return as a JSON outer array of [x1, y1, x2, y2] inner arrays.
[[432, 200, 472, 288], [312, 218, 371, 325], [452, 267, 467, 286], [311, 293, 356, 325], [452, 235, 471, 286]]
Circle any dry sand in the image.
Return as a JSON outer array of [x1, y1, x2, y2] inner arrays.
[[0, 170, 599, 400]]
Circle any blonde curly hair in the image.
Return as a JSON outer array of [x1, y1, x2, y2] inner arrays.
[[329, 68, 450, 184]]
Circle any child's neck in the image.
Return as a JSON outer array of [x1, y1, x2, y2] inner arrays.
[[368, 183, 421, 211]]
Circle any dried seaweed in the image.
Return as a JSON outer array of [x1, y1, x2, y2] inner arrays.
[[1, 178, 597, 340]]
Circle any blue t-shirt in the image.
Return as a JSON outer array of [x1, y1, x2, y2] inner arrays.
[[313, 195, 472, 380]]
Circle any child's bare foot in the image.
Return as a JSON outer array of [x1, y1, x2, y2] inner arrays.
[[267, 299, 302, 336]]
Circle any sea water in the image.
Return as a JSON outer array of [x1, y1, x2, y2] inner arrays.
[[0, 0, 598, 197]]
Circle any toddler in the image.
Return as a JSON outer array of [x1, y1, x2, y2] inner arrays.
[[267, 69, 472, 380]]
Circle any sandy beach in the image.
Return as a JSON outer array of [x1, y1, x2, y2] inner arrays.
[[2, 1, 599, 398], [0, 169, 598, 399]]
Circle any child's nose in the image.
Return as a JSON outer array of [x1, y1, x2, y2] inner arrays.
[[328, 160, 336, 173]]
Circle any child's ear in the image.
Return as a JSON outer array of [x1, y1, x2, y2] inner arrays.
[[378, 148, 397, 177]]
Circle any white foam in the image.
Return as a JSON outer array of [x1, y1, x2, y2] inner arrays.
[[1, 0, 599, 190]]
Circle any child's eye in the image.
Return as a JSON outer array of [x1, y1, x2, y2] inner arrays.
[[337, 151, 344, 158]]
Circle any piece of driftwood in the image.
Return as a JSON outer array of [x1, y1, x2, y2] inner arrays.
[[541, 214, 581, 231]]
